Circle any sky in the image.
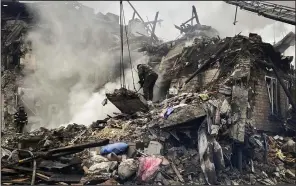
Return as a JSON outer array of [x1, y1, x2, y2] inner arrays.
[[79, 1, 295, 41], [21, 1, 295, 42]]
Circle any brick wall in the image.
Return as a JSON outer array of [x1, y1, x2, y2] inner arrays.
[[251, 72, 289, 132], [170, 68, 220, 93], [280, 80, 289, 118]]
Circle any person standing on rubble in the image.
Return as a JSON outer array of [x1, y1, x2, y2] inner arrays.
[[14, 106, 28, 133], [137, 64, 158, 101]]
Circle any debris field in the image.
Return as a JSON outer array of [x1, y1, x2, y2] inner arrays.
[[1, 1, 296, 186]]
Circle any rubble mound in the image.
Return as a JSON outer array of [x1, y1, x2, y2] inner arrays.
[[2, 90, 296, 185]]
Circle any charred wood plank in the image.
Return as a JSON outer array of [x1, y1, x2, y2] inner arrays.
[[184, 41, 230, 85], [127, 1, 158, 41], [181, 16, 196, 27], [46, 140, 109, 156], [4, 140, 109, 167], [150, 11, 159, 44], [192, 5, 200, 25]]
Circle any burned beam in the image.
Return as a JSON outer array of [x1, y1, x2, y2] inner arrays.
[[4, 140, 110, 167], [191, 11, 194, 25], [192, 6, 200, 25], [150, 11, 159, 43], [46, 140, 110, 156], [181, 16, 196, 27], [174, 24, 182, 31], [184, 41, 230, 85], [132, 11, 136, 20], [127, 1, 158, 41], [144, 19, 163, 26], [127, 1, 151, 32]]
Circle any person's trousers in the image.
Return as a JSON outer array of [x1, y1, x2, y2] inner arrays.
[[18, 123, 25, 133], [143, 73, 158, 101]]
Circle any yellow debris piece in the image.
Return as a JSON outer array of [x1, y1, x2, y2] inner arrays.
[[199, 94, 209, 101], [275, 149, 286, 160]]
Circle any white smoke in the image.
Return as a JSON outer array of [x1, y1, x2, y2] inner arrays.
[[22, 2, 146, 131], [68, 56, 147, 126]]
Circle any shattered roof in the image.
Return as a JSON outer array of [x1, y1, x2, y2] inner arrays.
[[170, 33, 294, 82]]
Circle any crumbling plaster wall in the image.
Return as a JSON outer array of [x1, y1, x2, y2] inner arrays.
[[251, 70, 290, 132]]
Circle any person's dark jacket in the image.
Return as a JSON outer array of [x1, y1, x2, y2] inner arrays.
[[14, 109, 28, 125], [138, 64, 157, 86]]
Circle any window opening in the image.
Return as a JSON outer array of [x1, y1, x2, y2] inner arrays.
[[265, 76, 277, 115]]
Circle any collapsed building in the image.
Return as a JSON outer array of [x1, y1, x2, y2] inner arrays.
[[152, 33, 296, 133], [1, 1, 296, 186]]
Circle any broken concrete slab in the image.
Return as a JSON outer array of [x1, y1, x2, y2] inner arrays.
[[159, 104, 206, 129], [106, 88, 149, 114]]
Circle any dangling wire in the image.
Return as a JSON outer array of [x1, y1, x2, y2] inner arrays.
[[233, 5, 238, 36], [273, 23, 276, 45], [119, 1, 122, 88], [122, 7, 137, 91], [119, 0, 126, 88]]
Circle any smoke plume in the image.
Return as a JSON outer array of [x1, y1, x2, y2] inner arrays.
[[22, 2, 145, 131]]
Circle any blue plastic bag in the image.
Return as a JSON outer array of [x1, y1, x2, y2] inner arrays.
[[164, 107, 174, 119], [100, 142, 129, 155]]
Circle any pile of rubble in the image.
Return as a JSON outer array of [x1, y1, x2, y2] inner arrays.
[[2, 90, 296, 185]]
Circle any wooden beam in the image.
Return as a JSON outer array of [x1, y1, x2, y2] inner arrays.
[[150, 11, 159, 43], [192, 5, 201, 25], [127, 1, 151, 32], [181, 16, 196, 27], [127, 1, 158, 41], [191, 10, 194, 26], [144, 19, 163, 26], [132, 11, 136, 20]]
